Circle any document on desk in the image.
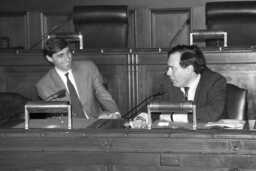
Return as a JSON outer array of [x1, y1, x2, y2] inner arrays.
[[156, 121, 194, 129], [205, 119, 245, 129]]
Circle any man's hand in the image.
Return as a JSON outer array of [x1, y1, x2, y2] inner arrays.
[[98, 111, 121, 119], [131, 112, 149, 129], [131, 119, 148, 129]]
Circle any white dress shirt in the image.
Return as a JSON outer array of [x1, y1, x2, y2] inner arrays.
[[55, 67, 89, 119], [172, 74, 201, 122]]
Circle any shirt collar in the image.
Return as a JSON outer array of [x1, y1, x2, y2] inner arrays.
[[181, 74, 201, 93], [55, 67, 71, 76]]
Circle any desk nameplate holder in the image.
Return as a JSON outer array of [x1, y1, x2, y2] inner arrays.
[[147, 101, 197, 130], [25, 101, 72, 129], [47, 32, 83, 50], [190, 30, 227, 47]]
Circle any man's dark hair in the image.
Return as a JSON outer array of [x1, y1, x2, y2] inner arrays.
[[43, 38, 68, 57], [168, 45, 206, 74]]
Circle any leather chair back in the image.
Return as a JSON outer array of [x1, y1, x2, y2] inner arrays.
[[206, 1, 256, 47], [73, 5, 128, 48], [223, 83, 247, 120]]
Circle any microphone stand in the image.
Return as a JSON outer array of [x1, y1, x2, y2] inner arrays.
[[122, 95, 154, 119], [169, 18, 190, 47], [127, 98, 153, 120], [44, 89, 66, 101], [122, 91, 164, 120], [121, 94, 162, 129]]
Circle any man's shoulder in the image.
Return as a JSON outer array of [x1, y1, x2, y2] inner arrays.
[[36, 68, 56, 86], [200, 68, 226, 88], [72, 60, 98, 73], [202, 68, 226, 80]]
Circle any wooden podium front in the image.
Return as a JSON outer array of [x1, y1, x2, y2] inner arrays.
[[1, 125, 256, 170], [12, 117, 96, 129]]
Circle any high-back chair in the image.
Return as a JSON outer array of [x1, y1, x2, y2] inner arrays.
[[206, 1, 256, 47], [73, 5, 128, 49], [223, 83, 247, 120]]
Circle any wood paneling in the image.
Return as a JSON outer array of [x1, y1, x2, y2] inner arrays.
[[36, 11, 74, 49], [1, 128, 256, 170], [128, 9, 137, 48], [0, 11, 28, 48], [0, 0, 246, 49], [150, 8, 191, 48]]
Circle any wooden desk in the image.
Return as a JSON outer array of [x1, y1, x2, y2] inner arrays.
[[1, 119, 256, 170]]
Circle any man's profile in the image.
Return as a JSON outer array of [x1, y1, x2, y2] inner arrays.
[[166, 45, 226, 122]]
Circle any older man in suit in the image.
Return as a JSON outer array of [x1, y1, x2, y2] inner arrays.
[[36, 38, 120, 119], [166, 45, 226, 122]]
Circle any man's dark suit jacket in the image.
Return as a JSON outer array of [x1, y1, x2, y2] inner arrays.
[[36, 60, 120, 119], [187, 68, 227, 122], [163, 67, 226, 123]]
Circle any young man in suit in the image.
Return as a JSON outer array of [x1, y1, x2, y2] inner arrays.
[[36, 38, 120, 119], [166, 45, 226, 122]]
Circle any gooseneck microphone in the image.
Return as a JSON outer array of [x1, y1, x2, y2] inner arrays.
[[122, 89, 165, 120], [169, 18, 191, 47], [44, 89, 66, 101]]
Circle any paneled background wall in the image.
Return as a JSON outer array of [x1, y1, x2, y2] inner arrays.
[[0, 0, 246, 49]]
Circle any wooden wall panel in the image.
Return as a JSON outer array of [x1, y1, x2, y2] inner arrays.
[[0, 0, 249, 49], [97, 65, 129, 115], [136, 65, 170, 101], [28, 10, 42, 49], [42, 12, 73, 33], [0, 68, 7, 91], [0, 65, 50, 99], [31, 11, 74, 49], [128, 9, 137, 48], [150, 8, 191, 48], [5, 67, 50, 100], [1, 129, 256, 170], [0, 11, 28, 48]]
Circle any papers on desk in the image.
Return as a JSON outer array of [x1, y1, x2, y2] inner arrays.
[[205, 119, 246, 129], [158, 121, 169, 127], [156, 121, 194, 129]]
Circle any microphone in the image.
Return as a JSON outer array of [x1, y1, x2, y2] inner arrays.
[[122, 89, 165, 120], [152, 89, 165, 97], [169, 18, 191, 47], [30, 15, 73, 49], [44, 89, 66, 101]]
